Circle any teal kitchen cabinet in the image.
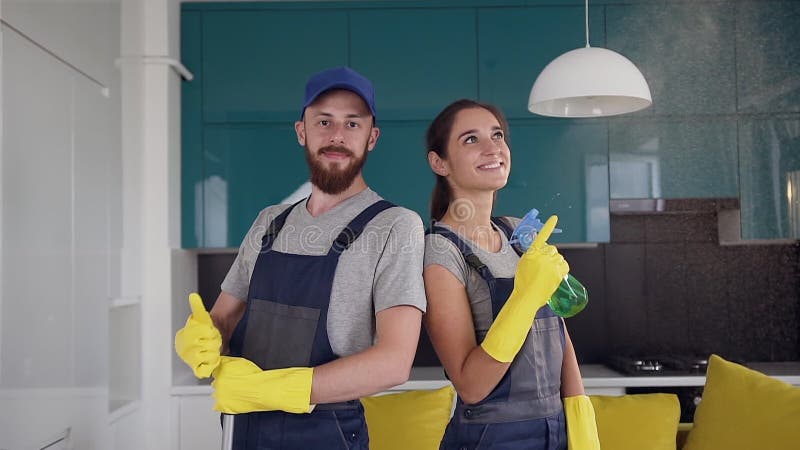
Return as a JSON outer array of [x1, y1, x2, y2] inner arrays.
[[478, 6, 609, 242], [182, 1, 617, 247], [495, 120, 610, 243], [349, 8, 478, 121], [605, 3, 739, 200], [202, 9, 349, 123], [606, 2, 736, 116], [739, 117, 800, 240], [198, 125, 310, 248], [182, 11, 204, 248], [478, 5, 605, 119], [736, 1, 800, 114], [363, 122, 432, 222], [608, 117, 738, 199], [736, 2, 800, 239]]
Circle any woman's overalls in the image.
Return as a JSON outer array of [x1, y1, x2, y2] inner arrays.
[[429, 217, 567, 450], [227, 199, 395, 449]]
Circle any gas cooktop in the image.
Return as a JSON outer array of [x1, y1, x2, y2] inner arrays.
[[606, 355, 710, 376]]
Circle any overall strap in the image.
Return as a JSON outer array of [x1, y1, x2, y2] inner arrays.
[[260, 199, 304, 250], [491, 216, 523, 256], [329, 200, 395, 255], [426, 225, 496, 282]]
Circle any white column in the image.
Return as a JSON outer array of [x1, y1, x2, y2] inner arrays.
[[119, 0, 182, 448]]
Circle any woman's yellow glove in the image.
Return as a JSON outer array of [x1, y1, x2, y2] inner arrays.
[[175, 293, 222, 378], [211, 356, 314, 414], [481, 216, 569, 362], [564, 395, 601, 450]]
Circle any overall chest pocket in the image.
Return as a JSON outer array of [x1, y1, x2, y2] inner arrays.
[[242, 299, 320, 370]]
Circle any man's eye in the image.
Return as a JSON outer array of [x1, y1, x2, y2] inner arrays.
[[348, 121, 359, 128], [319, 120, 329, 126]]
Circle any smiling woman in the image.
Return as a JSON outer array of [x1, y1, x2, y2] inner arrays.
[[421, 99, 600, 450]]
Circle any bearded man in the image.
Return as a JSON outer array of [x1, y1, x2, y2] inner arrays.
[[174, 67, 426, 450]]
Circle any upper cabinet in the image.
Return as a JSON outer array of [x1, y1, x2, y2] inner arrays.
[[182, 2, 613, 247], [736, 2, 800, 240], [605, 2, 739, 200], [349, 8, 478, 120], [363, 122, 433, 223], [608, 117, 738, 199], [739, 118, 800, 240], [496, 121, 610, 243], [477, 6, 605, 119], [201, 10, 349, 123], [736, 1, 800, 114], [478, 6, 609, 242], [182, 0, 800, 246]]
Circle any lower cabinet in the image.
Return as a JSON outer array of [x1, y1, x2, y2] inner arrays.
[[176, 395, 221, 450]]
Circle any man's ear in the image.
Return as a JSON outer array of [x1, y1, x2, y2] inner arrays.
[[428, 151, 449, 176], [295, 121, 306, 146], [366, 126, 380, 152]]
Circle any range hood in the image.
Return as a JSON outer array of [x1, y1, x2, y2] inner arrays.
[[609, 198, 740, 215]]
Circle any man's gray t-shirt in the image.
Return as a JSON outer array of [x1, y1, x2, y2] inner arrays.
[[222, 188, 426, 357], [422, 218, 521, 338]]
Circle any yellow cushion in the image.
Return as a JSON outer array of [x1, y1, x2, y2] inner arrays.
[[682, 354, 800, 450], [362, 386, 455, 450], [589, 393, 680, 450]]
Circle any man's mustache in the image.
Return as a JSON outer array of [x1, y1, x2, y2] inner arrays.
[[318, 145, 354, 157]]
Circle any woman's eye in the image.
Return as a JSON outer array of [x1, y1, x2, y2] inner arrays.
[[464, 136, 477, 144], [493, 131, 504, 140]]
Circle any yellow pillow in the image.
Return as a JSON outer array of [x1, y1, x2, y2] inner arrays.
[[590, 393, 680, 450], [362, 386, 455, 450], [682, 354, 800, 450]]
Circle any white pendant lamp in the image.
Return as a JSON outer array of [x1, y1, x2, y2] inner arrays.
[[528, 0, 652, 118]]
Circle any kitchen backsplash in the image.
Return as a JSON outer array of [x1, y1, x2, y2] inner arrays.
[[197, 203, 800, 365], [563, 204, 799, 364]]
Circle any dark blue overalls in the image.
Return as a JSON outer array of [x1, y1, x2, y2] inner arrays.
[[227, 199, 395, 450], [429, 218, 567, 450]]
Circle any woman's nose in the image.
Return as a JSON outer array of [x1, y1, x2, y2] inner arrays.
[[482, 140, 501, 155]]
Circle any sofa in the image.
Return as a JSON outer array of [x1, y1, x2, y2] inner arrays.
[[362, 355, 800, 450]]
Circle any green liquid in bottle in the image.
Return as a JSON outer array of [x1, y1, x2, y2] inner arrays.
[[548, 273, 588, 318]]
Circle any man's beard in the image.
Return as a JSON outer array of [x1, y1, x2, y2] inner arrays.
[[305, 144, 369, 195]]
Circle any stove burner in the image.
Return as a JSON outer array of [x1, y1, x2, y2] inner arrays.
[[607, 355, 710, 376]]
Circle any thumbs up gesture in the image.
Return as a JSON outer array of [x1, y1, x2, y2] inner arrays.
[[175, 293, 222, 379], [513, 215, 570, 303]]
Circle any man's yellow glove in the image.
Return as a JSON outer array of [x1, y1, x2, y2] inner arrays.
[[481, 215, 569, 363], [564, 395, 601, 450], [211, 356, 314, 414], [175, 293, 222, 379]]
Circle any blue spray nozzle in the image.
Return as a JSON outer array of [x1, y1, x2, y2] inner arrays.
[[509, 208, 562, 251]]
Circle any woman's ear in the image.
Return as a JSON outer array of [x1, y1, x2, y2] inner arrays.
[[428, 151, 449, 176]]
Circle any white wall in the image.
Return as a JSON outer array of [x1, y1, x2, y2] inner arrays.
[[0, 0, 122, 448], [2, 0, 193, 447]]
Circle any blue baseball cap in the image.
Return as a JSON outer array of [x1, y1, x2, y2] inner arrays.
[[301, 66, 377, 119]]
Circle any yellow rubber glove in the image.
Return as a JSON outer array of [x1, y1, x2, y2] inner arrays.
[[481, 216, 569, 363], [564, 395, 601, 450], [211, 356, 314, 414], [175, 293, 222, 379]]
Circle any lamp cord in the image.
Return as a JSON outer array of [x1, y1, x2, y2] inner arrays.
[[585, 0, 590, 48]]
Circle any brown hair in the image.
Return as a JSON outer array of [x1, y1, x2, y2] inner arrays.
[[426, 99, 509, 221]]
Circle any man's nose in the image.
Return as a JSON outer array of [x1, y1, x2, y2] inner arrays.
[[329, 123, 346, 144]]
